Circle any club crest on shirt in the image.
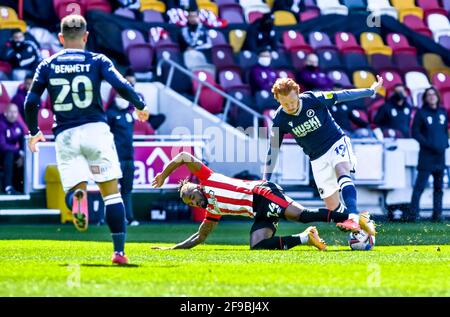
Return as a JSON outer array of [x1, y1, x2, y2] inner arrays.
[[306, 109, 315, 118], [288, 121, 293, 127]]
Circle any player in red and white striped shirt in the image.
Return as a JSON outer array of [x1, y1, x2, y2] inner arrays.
[[152, 152, 358, 250]]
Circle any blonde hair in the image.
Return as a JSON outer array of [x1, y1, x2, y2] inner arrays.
[[272, 78, 300, 100], [60, 14, 87, 40]]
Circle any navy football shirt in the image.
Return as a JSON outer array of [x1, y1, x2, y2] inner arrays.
[[27, 49, 145, 136], [271, 91, 345, 161]]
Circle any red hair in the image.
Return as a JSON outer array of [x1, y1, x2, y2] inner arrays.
[[272, 78, 300, 100]]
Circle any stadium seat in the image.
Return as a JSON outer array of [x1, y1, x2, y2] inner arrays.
[[229, 29, 246, 53], [290, 49, 310, 70], [422, 53, 450, 77], [211, 44, 236, 70], [386, 33, 417, 55], [0, 61, 12, 76], [140, 0, 166, 13], [134, 119, 155, 135], [192, 70, 224, 114], [405, 71, 432, 106], [114, 8, 135, 19], [360, 32, 393, 56], [316, 49, 342, 71], [393, 53, 425, 75], [328, 70, 353, 88], [367, 98, 386, 124], [299, 9, 320, 22], [416, 0, 448, 20], [270, 49, 293, 69], [439, 35, 450, 50], [342, 52, 371, 74], [238, 50, 258, 70], [443, 0, 450, 14], [38, 108, 54, 135], [184, 50, 216, 76], [341, 0, 367, 12], [391, 0, 423, 22], [426, 14, 450, 42], [366, 0, 398, 19], [353, 70, 377, 90], [86, 0, 111, 13], [273, 10, 297, 26], [0, 83, 10, 113], [242, 1, 270, 24], [334, 32, 365, 54], [308, 32, 335, 50], [155, 43, 181, 62], [247, 11, 264, 24], [316, 0, 348, 15], [403, 15, 433, 38], [282, 30, 313, 52], [53, 0, 87, 19], [380, 70, 404, 96], [128, 46, 154, 72], [142, 10, 164, 23], [219, 3, 245, 24], [276, 69, 296, 80], [0, 6, 27, 32], [218, 67, 250, 93], [443, 91, 450, 111], [432, 72, 450, 93], [122, 29, 147, 52], [370, 54, 398, 73], [217, 0, 237, 5], [208, 29, 228, 46], [199, 1, 219, 16], [255, 90, 277, 113]]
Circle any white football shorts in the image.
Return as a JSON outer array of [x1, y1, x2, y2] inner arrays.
[[310, 135, 357, 199], [55, 122, 122, 192]]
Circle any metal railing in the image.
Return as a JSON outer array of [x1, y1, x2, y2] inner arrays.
[[157, 57, 266, 139]]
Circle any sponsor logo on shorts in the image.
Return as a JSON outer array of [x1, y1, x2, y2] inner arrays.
[[90, 165, 100, 175]]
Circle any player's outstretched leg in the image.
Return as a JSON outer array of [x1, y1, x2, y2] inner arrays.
[[65, 183, 89, 232], [251, 226, 326, 251]]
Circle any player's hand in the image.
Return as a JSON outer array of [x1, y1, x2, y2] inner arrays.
[[152, 172, 166, 188], [370, 75, 384, 94], [135, 107, 150, 122], [28, 132, 46, 153], [151, 246, 174, 250]]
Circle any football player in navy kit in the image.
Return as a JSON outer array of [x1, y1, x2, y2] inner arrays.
[[263, 77, 384, 235], [24, 15, 149, 265]]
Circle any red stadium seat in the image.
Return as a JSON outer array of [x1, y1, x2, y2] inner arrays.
[[367, 98, 385, 125], [334, 32, 365, 54], [38, 108, 54, 135], [134, 119, 155, 135], [432, 72, 450, 93], [192, 70, 224, 114], [403, 15, 433, 37], [386, 33, 417, 55], [299, 8, 320, 22], [86, 0, 111, 13], [380, 70, 404, 96], [282, 30, 313, 52], [443, 91, 450, 112], [53, 0, 87, 19]]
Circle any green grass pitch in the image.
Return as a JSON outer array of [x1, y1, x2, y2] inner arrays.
[[0, 221, 449, 296]]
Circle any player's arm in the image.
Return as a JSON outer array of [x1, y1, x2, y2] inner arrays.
[[263, 122, 285, 181], [152, 220, 218, 250], [333, 75, 383, 103], [152, 152, 205, 188], [100, 55, 149, 121], [24, 61, 48, 152]]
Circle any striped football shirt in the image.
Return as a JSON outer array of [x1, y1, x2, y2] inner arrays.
[[193, 165, 264, 221]]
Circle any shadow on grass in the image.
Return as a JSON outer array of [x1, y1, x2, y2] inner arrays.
[[58, 263, 140, 268]]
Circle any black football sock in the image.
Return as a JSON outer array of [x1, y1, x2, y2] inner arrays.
[[298, 208, 348, 223], [252, 235, 306, 250]]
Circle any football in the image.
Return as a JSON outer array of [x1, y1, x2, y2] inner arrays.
[[348, 230, 376, 251]]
